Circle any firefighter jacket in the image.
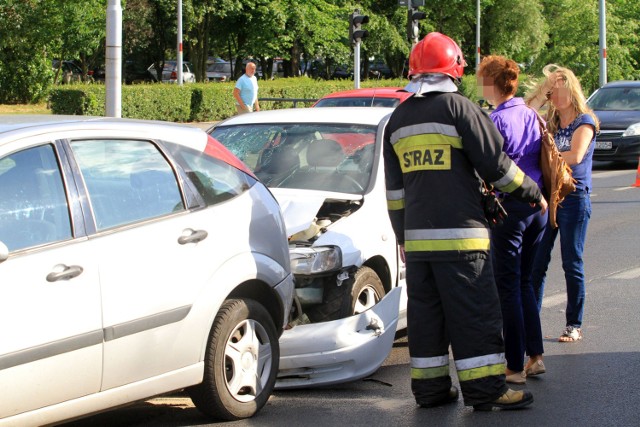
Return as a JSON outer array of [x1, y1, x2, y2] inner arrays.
[[383, 90, 543, 262]]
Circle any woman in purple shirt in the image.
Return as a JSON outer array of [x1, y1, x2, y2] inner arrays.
[[478, 56, 547, 384]]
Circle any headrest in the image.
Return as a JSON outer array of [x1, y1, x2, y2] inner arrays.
[[307, 139, 343, 167]]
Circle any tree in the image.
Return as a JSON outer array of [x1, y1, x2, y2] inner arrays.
[[0, 0, 56, 103], [482, 0, 547, 65], [531, 0, 639, 94]]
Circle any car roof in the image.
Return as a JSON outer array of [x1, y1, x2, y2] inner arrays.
[[319, 87, 411, 100], [215, 107, 395, 127], [0, 115, 204, 145], [599, 80, 640, 89]]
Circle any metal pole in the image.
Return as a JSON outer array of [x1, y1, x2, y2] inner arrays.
[[354, 41, 361, 89], [177, 0, 183, 85], [476, 0, 481, 72], [599, 0, 607, 87], [105, 0, 122, 117]]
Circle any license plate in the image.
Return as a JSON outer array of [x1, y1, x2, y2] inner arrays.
[[596, 140, 612, 150]]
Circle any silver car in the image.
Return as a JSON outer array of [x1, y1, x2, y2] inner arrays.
[[0, 116, 294, 425]]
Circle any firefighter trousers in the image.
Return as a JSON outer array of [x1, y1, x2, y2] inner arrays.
[[406, 256, 508, 406]]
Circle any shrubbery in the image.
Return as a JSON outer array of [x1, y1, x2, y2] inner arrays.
[[48, 75, 488, 122]]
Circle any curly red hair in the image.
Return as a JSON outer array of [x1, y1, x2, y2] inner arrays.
[[477, 55, 520, 97]]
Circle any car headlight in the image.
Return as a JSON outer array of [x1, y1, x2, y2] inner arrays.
[[622, 122, 640, 137], [290, 246, 342, 275]]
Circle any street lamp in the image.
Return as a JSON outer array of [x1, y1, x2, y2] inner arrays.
[[106, 0, 122, 117]]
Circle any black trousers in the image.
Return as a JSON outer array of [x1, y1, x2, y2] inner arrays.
[[406, 256, 508, 406]]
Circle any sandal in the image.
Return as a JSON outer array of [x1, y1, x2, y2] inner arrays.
[[559, 326, 582, 342]]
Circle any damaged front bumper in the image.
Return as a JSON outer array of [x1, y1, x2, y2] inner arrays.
[[276, 287, 401, 389]]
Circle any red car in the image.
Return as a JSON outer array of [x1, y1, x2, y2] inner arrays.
[[313, 87, 412, 108]]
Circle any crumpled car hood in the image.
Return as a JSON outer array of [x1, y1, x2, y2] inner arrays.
[[270, 188, 362, 237]]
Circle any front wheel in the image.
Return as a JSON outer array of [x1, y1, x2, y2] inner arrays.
[[306, 266, 385, 322], [187, 298, 279, 421]]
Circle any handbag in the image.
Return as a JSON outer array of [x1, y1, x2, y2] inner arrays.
[[533, 111, 576, 228], [481, 182, 507, 228]]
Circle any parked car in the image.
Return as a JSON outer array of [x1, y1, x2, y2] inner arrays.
[[206, 61, 232, 82], [124, 60, 157, 84], [586, 80, 640, 162], [52, 60, 90, 84], [0, 116, 294, 425], [147, 60, 196, 83], [207, 107, 407, 389], [313, 87, 412, 108]]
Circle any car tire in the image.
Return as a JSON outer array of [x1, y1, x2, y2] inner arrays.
[[307, 266, 385, 322], [187, 298, 279, 421]]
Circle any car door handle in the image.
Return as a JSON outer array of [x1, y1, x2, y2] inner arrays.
[[46, 265, 84, 282], [178, 229, 208, 245]]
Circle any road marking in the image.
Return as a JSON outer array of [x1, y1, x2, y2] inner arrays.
[[542, 293, 565, 308], [592, 170, 634, 179], [613, 186, 637, 191], [610, 267, 640, 280]]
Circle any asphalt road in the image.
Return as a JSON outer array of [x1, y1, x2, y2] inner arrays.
[[64, 160, 640, 427]]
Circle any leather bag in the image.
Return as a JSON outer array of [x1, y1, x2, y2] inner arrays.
[[534, 111, 576, 228]]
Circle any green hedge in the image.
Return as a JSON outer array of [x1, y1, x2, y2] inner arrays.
[[49, 76, 484, 122]]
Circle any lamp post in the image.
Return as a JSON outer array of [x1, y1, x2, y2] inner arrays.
[[105, 0, 122, 117], [177, 0, 183, 85], [599, 0, 607, 87], [476, 0, 481, 72]]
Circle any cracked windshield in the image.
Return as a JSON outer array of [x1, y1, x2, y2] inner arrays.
[[211, 124, 377, 194]]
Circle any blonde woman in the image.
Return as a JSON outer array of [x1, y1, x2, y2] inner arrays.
[[526, 65, 600, 342]]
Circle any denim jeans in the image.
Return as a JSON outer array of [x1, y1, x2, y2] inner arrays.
[[531, 189, 591, 327], [491, 199, 546, 372]]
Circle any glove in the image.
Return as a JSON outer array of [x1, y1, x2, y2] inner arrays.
[[481, 184, 508, 228]]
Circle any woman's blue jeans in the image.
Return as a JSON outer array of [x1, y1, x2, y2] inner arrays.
[[491, 199, 546, 372], [531, 189, 592, 328]]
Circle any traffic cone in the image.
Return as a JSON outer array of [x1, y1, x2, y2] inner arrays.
[[633, 157, 640, 187]]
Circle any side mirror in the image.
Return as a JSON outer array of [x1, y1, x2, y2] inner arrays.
[[0, 241, 8, 264]]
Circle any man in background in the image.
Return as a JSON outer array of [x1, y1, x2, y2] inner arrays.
[[233, 62, 260, 114]]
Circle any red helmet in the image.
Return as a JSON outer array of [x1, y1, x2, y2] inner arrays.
[[409, 32, 466, 79]]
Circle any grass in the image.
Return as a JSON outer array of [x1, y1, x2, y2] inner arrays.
[[0, 103, 51, 115]]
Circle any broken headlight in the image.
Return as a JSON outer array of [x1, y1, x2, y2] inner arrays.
[[290, 246, 342, 275]]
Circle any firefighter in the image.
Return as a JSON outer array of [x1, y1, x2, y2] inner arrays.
[[383, 32, 548, 410]]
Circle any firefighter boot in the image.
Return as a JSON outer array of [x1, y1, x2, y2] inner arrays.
[[473, 388, 533, 411]]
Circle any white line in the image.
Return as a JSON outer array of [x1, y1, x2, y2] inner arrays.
[[610, 267, 640, 280], [542, 293, 565, 308], [592, 170, 634, 179], [613, 187, 638, 191]]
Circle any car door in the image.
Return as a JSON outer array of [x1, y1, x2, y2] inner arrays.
[[0, 142, 102, 419], [66, 137, 252, 391]]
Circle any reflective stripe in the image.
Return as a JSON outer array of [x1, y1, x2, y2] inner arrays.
[[406, 228, 489, 240], [455, 353, 505, 370], [456, 353, 505, 383], [405, 239, 490, 252], [386, 189, 405, 200], [412, 366, 450, 379], [457, 363, 505, 382], [387, 199, 405, 210], [491, 163, 525, 193], [394, 134, 463, 150], [405, 228, 490, 252], [386, 189, 405, 211], [390, 123, 461, 145], [410, 355, 450, 380], [411, 355, 450, 368]]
